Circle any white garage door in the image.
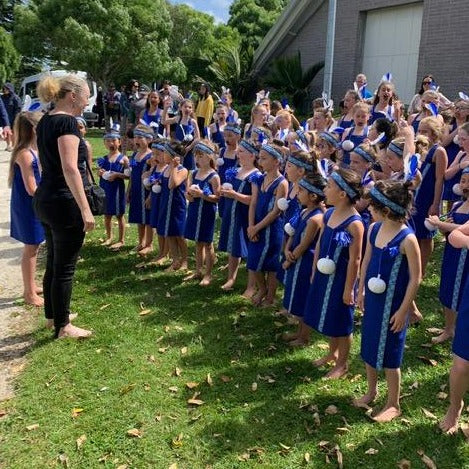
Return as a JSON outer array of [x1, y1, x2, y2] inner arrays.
[[362, 2, 423, 104]]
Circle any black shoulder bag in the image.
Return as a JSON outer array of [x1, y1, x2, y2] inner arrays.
[[84, 159, 107, 216]]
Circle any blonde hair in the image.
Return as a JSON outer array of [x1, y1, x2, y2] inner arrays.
[[352, 102, 370, 115], [37, 74, 88, 103], [419, 116, 443, 142], [313, 108, 334, 129], [8, 112, 42, 187], [194, 139, 218, 169], [415, 134, 430, 159], [421, 90, 439, 103]]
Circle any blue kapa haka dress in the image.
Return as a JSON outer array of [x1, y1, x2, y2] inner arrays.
[[453, 273, 469, 361], [175, 118, 196, 171], [156, 166, 187, 237], [98, 154, 126, 216], [282, 208, 322, 317], [217, 147, 238, 217], [128, 151, 152, 225], [10, 149, 45, 244], [218, 169, 260, 258], [439, 202, 469, 312], [184, 170, 218, 243], [246, 174, 285, 272], [303, 208, 362, 337], [149, 167, 165, 229], [360, 223, 414, 370]]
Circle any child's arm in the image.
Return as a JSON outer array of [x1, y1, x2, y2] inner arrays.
[[162, 99, 178, 125], [442, 123, 458, 146], [289, 213, 322, 262], [185, 119, 200, 153], [168, 157, 188, 190], [445, 151, 468, 179], [389, 234, 422, 332], [203, 174, 220, 203], [427, 215, 463, 233], [250, 179, 289, 236], [282, 235, 294, 269], [16, 150, 38, 196], [247, 184, 259, 241], [449, 220, 469, 249], [357, 225, 373, 311], [399, 120, 416, 155], [110, 156, 129, 181], [343, 220, 364, 305], [429, 147, 448, 216]]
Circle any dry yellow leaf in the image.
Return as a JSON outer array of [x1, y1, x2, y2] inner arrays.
[[169, 464, 178, 469], [99, 303, 111, 310], [437, 392, 448, 400], [76, 434, 87, 450], [365, 448, 378, 455], [174, 367, 182, 377], [251, 382, 258, 391], [181, 346, 188, 355], [334, 445, 343, 469], [304, 452, 311, 463], [126, 428, 142, 438], [26, 423, 39, 431], [397, 459, 411, 469], [422, 408, 438, 420], [206, 374, 213, 386], [168, 386, 178, 393], [461, 423, 469, 441], [325, 405, 338, 415], [185, 382, 199, 389], [187, 398, 204, 406], [57, 453, 69, 467], [139, 309, 152, 316], [220, 375, 232, 383], [71, 408, 84, 418], [417, 450, 437, 469]]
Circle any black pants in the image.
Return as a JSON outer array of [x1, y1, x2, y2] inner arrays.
[[42, 223, 85, 336]]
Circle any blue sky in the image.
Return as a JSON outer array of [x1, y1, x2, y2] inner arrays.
[[170, 0, 232, 24]]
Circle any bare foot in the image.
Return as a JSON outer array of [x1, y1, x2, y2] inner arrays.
[[241, 289, 256, 300], [409, 307, 423, 325], [432, 330, 454, 344], [138, 246, 153, 256], [35, 286, 43, 295], [259, 299, 275, 308], [101, 238, 113, 246], [184, 271, 202, 281], [251, 290, 267, 306], [165, 262, 182, 272], [131, 244, 144, 253], [282, 331, 299, 342], [180, 261, 189, 271], [221, 280, 235, 291], [200, 275, 212, 287], [57, 323, 92, 339], [352, 391, 378, 408], [325, 364, 348, 379], [312, 354, 337, 367], [46, 313, 78, 329], [275, 308, 289, 317], [439, 402, 464, 434], [372, 405, 401, 422], [24, 293, 44, 307], [110, 241, 124, 250], [288, 338, 310, 348]]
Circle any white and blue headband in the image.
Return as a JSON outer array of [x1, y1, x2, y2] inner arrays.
[[354, 146, 374, 163], [319, 132, 339, 148], [164, 143, 179, 158], [299, 178, 324, 197], [261, 144, 283, 162], [103, 131, 121, 140], [151, 142, 166, 151], [388, 142, 404, 157], [134, 129, 154, 139], [224, 124, 242, 135], [239, 139, 259, 156], [194, 142, 215, 155], [369, 187, 406, 215], [288, 155, 314, 172], [330, 172, 357, 199]]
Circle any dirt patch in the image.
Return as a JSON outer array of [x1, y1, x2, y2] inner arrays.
[[0, 148, 39, 401]]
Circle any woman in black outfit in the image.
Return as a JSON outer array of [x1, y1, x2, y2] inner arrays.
[[33, 75, 94, 339]]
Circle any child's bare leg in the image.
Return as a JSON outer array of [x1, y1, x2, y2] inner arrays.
[[440, 355, 469, 434], [251, 272, 267, 305], [135, 224, 146, 250], [185, 243, 204, 280], [242, 270, 257, 299], [353, 364, 378, 407], [165, 237, 179, 271], [313, 337, 339, 367], [22, 244, 43, 306], [326, 335, 351, 379], [409, 300, 423, 324], [262, 272, 278, 306], [419, 238, 433, 277], [373, 368, 401, 422], [102, 215, 113, 245], [110, 215, 125, 249], [139, 225, 154, 255], [222, 255, 241, 290], [200, 243, 215, 286], [288, 321, 311, 346], [432, 307, 456, 344], [177, 237, 188, 269]]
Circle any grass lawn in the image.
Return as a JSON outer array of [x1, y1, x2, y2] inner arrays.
[[1, 130, 468, 468]]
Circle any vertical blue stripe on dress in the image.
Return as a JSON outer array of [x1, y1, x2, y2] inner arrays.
[[165, 191, 174, 236], [376, 255, 403, 370], [141, 180, 146, 222], [452, 249, 468, 311], [256, 194, 276, 271], [414, 162, 432, 200], [227, 181, 245, 253], [318, 246, 343, 332], [195, 199, 204, 241], [288, 260, 302, 312]]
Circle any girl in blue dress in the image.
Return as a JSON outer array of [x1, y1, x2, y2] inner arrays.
[[217, 123, 241, 217], [146, 141, 168, 265], [354, 180, 421, 423], [281, 174, 325, 347], [97, 130, 128, 249], [139, 90, 166, 137], [157, 141, 189, 271], [247, 144, 288, 306], [407, 90, 442, 134], [221, 90, 239, 124], [369, 81, 395, 125], [184, 140, 220, 286], [427, 168, 469, 344], [337, 90, 360, 129], [219, 140, 260, 292], [209, 104, 227, 149], [8, 111, 45, 306], [412, 117, 448, 274], [340, 102, 370, 167], [126, 125, 153, 254], [303, 169, 364, 379], [244, 104, 268, 141], [162, 98, 200, 171], [439, 218, 469, 434]]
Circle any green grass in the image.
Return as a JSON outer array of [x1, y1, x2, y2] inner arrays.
[[1, 135, 468, 468]]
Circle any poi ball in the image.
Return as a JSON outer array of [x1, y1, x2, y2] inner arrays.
[[102, 171, 111, 181], [152, 184, 162, 194], [222, 182, 233, 190], [453, 183, 463, 196], [424, 219, 437, 231], [284, 222, 295, 236], [216, 157, 225, 166], [454, 135, 460, 145], [143, 177, 151, 187], [342, 140, 355, 152], [277, 197, 290, 211], [317, 256, 336, 275], [190, 184, 199, 191], [124, 168, 132, 177], [184, 134, 194, 142], [368, 275, 387, 294]]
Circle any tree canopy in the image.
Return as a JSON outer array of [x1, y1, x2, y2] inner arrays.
[[0, 27, 20, 83]]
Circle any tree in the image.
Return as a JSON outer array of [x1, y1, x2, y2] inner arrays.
[[13, 0, 186, 86], [263, 51, 324, 109], [0, 27, 20, 82], [228, 0, 288, 51], [0, 0, 22, 31]]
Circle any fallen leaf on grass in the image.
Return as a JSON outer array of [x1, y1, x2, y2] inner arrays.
[[418, 356, 438, 367], [171, 433, 183, 448], [426, 327, 443, 334], [158, 347, 169, 353], [206, 374, 213, 386], [318, 440, 330, 449], [304, 452, 311, 463], [116, 465, 128, 469], [139, 309, 152, 316], [181, 347, 188, 355], [185, 382, 199, 389], [166, 291, 172, 298], [174, 367, 182, 377], [120, 383, 136, 395], [238, 453, 250, 461], [127, 428, 142, 438], [57, 453, 69, 467], [409, 381, 419, 390], [251, 382, 258, 391], [99, 303, 111, 310], [155, 414, 162, 422], [397, 459, 411, 469], [417, 450, 437, 469], [325, 405, 338, 415], [187, 398, 204, 406], [336, 427, 349, 434], [76, 434, 87, 450], [148, 355, 156, 363], [422, 408, 438, 420], [437, 392, 448, 400], [220, 375, 232, 383], [168, 464, 178, 469], [168, 386, 178, 393], [26, 424, 39, 431], [71, 408, 84, 418], [317, 343, 329, 350], [334, 445, 343, 469], [313, 412, 321, 426], [365, 448, 378, 455]]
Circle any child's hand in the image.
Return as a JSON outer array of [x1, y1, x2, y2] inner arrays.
[[428, 203, 440, 217], [427, 215, 440, 228], [163, 97, 171, 109], [220, 188, 235, 198], [108, 173, 118, 182], [247, 225, 258, 239], [286, 250, 296, 262], [145, 197, 151, 209], [389, 309, 408, 333], [98, 168, 105, 177], [343, 289, 354, 306], [357, 290, 365, 311], [189, 186, 203, 198], [282, 260, 291, 269]]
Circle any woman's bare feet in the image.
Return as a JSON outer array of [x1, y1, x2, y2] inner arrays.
[[58, 323, 92, 339], [439, 402, 464, 434], [409, 306, 423, 325], [431, 330, 454, 344], [221, 279, 235, 291], [352, 391, 378, 408], [200, 275, 212, 287], [35, 286, 43, 295], [24, 293, 44, 307], [325, 363, 348, 379], [131, 244, 144, 253], [180, 261, 188, 271], [275, 308, 289, 317], [46, 313, 78, 329], [165, 261, 182, 272], [372, 405, 401, 422]]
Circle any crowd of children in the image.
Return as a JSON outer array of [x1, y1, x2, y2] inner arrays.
[[8, 74, 469, 432]]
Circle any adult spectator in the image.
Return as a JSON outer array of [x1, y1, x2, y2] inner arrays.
[[355, 73, 373, 100], [94, 86, 104, 129], [1, 83, 21, 150], [408, 74, 452, 115], [128, 84, 149, 128], [195, 83, 214, 135], [104, 83, 121, 131], [33, 74, 94, 339]]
